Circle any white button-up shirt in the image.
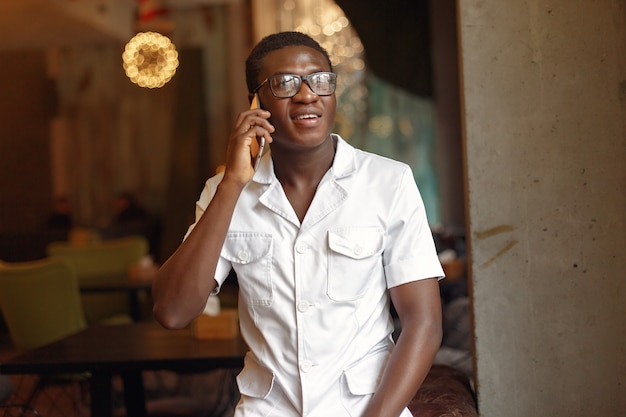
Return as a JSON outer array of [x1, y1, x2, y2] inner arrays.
[[189, 135, 443, 416]]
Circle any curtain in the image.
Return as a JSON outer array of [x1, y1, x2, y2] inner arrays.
[[51, 43, 213, 261], [52, 44, 176, 230]]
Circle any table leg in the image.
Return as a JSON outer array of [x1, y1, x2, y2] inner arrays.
[[90, 371, 113, 417], [129, 288, 151, 321], [129, 290, 141, 321], [122, 370, 147, 417]]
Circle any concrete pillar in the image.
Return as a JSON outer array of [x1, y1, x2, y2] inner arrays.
[[458, 1, 626, 415]]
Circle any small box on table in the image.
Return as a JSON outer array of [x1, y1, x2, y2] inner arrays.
[[192, 309, 239, 339]]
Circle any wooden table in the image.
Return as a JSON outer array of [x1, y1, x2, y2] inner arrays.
[[0, 322, 247, 417]]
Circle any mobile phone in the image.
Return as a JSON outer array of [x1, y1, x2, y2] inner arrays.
[[250, 93, 265, 171]]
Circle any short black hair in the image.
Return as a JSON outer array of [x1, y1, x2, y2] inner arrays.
[[245, 31, 333, 94]]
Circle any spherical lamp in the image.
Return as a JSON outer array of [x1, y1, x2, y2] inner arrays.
[[122, 32, 179, 88]]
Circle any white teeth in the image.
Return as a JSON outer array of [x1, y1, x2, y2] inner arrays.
[[296, 114, 318, 120]]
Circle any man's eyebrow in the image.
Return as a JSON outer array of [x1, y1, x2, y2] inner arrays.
[[271, 69, 328, 76]]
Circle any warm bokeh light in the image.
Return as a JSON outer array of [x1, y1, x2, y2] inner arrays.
[[122, 32, 179, 88], [283, 0, 365, 97]]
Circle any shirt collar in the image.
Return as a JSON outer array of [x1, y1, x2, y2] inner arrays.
[[253, 133, 356, 184], [329, 134, 357, 180]]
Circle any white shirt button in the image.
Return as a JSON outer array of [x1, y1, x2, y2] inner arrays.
[[353, 244, 363, 256], [299, 360, 313, 373], [295, 243, 307, 254], [237, 250, 250, 263], [297, 300, 310, 313]]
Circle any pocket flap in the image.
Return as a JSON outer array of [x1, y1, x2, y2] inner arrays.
[[343, 349, 390, 395], [237, 355, 275, 399], [328, 227, 384, 260], [221, 233, 272, 264]]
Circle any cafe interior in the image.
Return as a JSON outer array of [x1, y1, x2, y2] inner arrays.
[[0, 0, 474, 416]]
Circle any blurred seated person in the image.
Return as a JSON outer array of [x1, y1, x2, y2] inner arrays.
[[102, 192, 161, 260], [45, 195, 73, 231], [115, 192, 148, 224]]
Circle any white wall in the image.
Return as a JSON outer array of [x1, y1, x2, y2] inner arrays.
[[458, 1, 626, 415]]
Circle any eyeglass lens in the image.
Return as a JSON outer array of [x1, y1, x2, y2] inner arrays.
[[269, 72, 336, 98]]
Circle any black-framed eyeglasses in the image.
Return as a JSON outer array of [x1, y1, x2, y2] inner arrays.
[[252, 72, 337, 98]]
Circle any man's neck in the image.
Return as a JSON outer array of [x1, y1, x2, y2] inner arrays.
[[271, 135, 336, 222], [271, 135, 336, 188]]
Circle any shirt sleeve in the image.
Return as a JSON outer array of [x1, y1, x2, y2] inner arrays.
[[182, 173, 233, 293], [383, 165, 444, 288]]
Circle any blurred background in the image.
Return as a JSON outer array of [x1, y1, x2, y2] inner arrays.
[[0, 0, 465, 264]]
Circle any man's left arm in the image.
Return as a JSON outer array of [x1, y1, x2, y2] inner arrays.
[[362, 278, 443, 417]]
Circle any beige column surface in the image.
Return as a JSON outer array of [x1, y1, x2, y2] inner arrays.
[[458, 1, 626, 415]]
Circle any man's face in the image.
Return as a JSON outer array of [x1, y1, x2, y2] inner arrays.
[[256, 45, 336, 150]]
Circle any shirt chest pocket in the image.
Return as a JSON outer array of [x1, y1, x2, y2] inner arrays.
[[327, 227, 385, 302], [221, 233, 273, 306]]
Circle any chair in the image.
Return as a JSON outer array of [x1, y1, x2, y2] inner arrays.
[[0, 258, 86, 350], [46, 235, 149, 325], [0, 258, 89, 416]]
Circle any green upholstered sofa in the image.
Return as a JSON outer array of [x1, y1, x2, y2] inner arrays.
[[47, 235, 149, 324]]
